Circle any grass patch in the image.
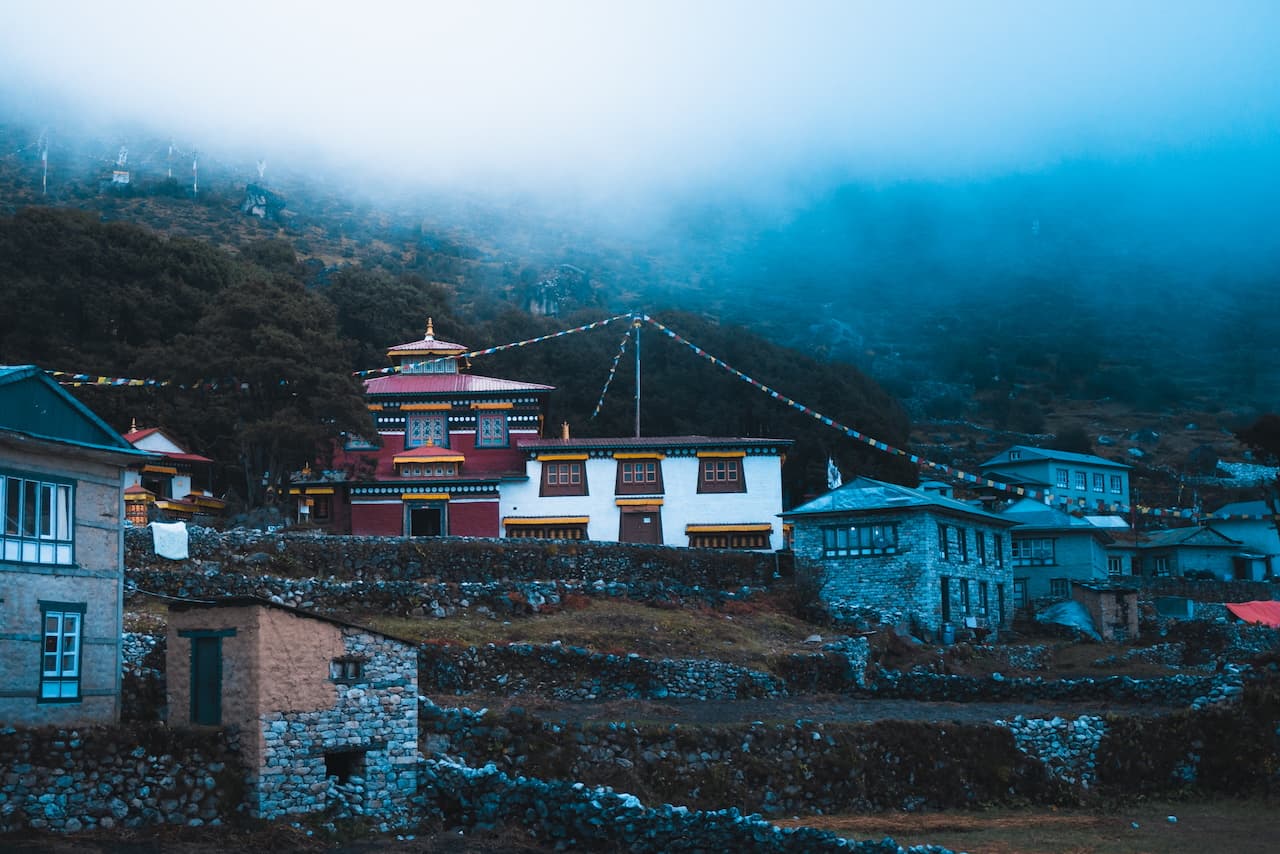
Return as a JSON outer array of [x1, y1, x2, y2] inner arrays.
[[777, 797, 1280, 853], [364, 598, 827, 668]]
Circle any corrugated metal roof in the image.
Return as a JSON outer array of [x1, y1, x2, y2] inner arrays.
[[1211, 499, 1275, 517], [981, 445, 1131, 470], [782, 477, 1015, 524], [365, 373, 554, 395], [1141, 525, 1241, 548], [518, 435, 791, 451]]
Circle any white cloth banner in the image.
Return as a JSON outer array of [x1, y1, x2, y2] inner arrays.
[[150, 521, 189, 560]]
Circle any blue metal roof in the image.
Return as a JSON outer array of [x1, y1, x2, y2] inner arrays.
[[0, 365, 147, 457], [981, 444, 1131, 470], [782, 476, 1015, 525]]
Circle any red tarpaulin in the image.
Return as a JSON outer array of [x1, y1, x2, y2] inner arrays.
[[1226, 601, 1280, 628]]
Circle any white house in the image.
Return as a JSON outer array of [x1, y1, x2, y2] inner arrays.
[[500, 434, 792, 550]]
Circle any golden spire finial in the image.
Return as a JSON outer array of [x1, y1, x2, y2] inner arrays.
[[426, 317, 435, 339], [129, 417, 137, 432], [561, 421, 571, 440]]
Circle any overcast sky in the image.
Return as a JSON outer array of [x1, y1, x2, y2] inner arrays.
[[2, 1, 1278, 196]]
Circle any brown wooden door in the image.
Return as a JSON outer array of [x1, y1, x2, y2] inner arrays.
[[618, 506, 662, 544]]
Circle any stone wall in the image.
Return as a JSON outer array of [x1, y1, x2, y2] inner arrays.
[[125, 527, 784, 590], [794, 510, 1012, 636], [0, 724, 242, 832], [253, 627, 418, 821]]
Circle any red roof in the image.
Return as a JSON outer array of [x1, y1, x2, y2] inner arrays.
[[122, 427, 161, 443], [365, 373, 554, 395], [164, 452, 214, 464], [1226, 601, 1280, 628]]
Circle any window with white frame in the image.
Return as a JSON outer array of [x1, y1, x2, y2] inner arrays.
[[2, 472, 74, 566], [40, 603, 84, 701], [822, 523, 898, 557], [1055, 468, 1069, 489], [1073, 471, 1087, 491], [1109, 474, 1123, 495], [1092, 473, 1105, 493], [1150, 555, 1171, 577], [1049, 578, 1071, 599], [1108, 555, 1125, 576], [1011, 537, 1056, 566]]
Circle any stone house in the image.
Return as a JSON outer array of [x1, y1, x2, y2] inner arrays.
[[0, 365, 150, 726], [166, 597, 418, 819], [1071, 582, 1139, 642], [1137, 525, 1248, 580], [782, 477, 1020, 639], [998, 498, 1114, 607], [981, 445, 1132, 511], [1208, 500, 1278, 579]]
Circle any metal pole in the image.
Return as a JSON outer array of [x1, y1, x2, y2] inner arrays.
[[633, 315, 641, 438]]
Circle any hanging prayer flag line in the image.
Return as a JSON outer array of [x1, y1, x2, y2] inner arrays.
[[590, 327, 632, 419]]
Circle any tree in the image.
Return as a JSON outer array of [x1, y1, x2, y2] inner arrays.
[[134, 272, 372, 508], [1235, 414, 1280, 543]]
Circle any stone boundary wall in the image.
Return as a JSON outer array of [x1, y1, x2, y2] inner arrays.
[[420, 705, 1069, 814], [125, 527, 786, 590], [1131, 577, 1277, 603], [0, 725, 243, 832], [871, 671, 1222, 704], [415, 757, 951, 853], [419, 637, 870, 701]]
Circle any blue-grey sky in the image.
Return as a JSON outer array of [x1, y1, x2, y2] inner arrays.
[[2, 0, 1277, 195]]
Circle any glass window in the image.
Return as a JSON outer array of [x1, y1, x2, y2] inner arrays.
[[1109, 475, 1123, 494], [40, 605, 83, 701], [1050, 578, 1070, 599], [821, 523, 898, 557], [1073, 471, 1087, 491], [1055, 468, 1069, 489], [697, 457, 745, 493], [2, 473, 74, 566], [476, 413, 508, 448], [1107, 555, 1124, 576], [405, 414, 448, 449], [1092, 473, 1105, 493], [1011, 537, 1056, 566]]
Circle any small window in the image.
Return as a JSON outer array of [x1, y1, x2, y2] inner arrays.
[[1092, 473, 1105, 493], [979, 580, 989, 615], [1049, 578, 1070, 599], [994, 534, 1004, 567], [821, 523, 898, 557], [312, 495, 332, 522], [1009, 450, 1022, 460], [405, 414, 448, 449], [1109, 474, 1123, 495], [325, 749, 367, 784], [697, 457, 745, 493], [1011, 537, 1055, 566], [40, 603, 85, 702], [1151, 555, 1171, 577], [476, 412, 508, 448], [542, 461, 588, 497], [330, 657, 365, 681], [976, 531, 987, 565], [2, 474, 74, 566], [1055, 468, 1069, 489], [614, 458, 664, 495], [1107, 555, 1124, 576], [1073, 471, 1087, 491]]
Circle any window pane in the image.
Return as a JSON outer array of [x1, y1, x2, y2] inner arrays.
[[39, 483, 53, 537], [21, 480, 37, 536], [55, 485, 71, 540], [4, 477, 19, 534]]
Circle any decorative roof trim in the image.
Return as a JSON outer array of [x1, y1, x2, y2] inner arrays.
[[613, 452, 666, 460], [616, 498, 664, 506], [401, 403, 453, 412], [470, 402, 514, 410], [504, 516, 590, 526], [401, 492, 451, 501], [538, 453, 589, 461], [696, 450, 746, 458], [685, 523, 772, 533]]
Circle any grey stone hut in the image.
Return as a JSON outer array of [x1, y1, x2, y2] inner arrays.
[[783, 477, 1020, 639], [166, 597, 418, 819]]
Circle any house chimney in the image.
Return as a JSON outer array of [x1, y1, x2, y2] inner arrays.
[[561, 421, 571, 440]]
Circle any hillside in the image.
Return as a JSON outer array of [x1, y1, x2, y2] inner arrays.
[[0, 118, 1273, 514]]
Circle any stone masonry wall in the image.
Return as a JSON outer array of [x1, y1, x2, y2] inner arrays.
[[0, 724, 242, 832], [254, 628, 418, 820], [125, 527, 783, 589], [796, 511, 1012, 635]]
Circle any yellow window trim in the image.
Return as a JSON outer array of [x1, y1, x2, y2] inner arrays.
[[142, 465, 179, 475], [402, 403, 452, 411], [366, 404, 384, 411], [402, 492, 451, 501], [393, 454, 466, 464], [304, 487, 335, 495], [613, 452, 666, 460], [696, 450, 746, 458], [685, 524, 773, 534], [470, 402, 514, 410], [616, 498, 664, 506], [125, 494, 155, 504], [289, 488, 302, 495], [504, 516, 590, 526], [539, 453, 588, 461]]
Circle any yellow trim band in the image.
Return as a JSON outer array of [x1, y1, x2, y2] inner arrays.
[[504, 516, 590, 526], [401, 403, 452, 411], [696, 450, 746, 458], [470, 402, 514, 410], [616, 498, 664, 506], [538, 453, 588, 461], [366, 404, 384, 411], [305, 487, 335, 495], [613, 452, 666, 460], [142, 465, 179, 475], [402, 492, 450, 501], [393, 454, 465, 465], [685, 524, 772, 534]]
